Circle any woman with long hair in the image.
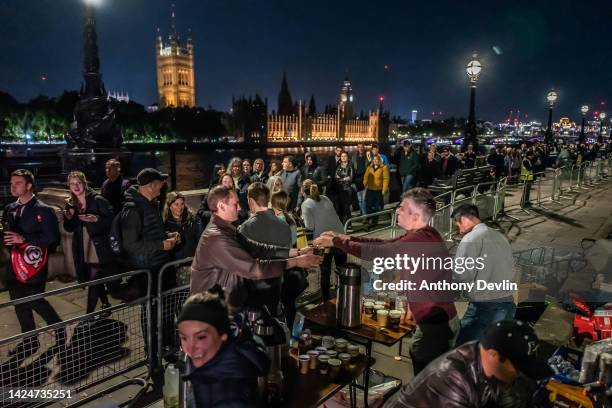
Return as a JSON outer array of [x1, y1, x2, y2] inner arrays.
[[300, 179, 346, 302], [270, 190, 296, 247], [268, 160, 282, 178], [266, 175, 284, 196], [163, 192, 202, 260], [227, 157, 250, 222], [63, 171, 114, 314]]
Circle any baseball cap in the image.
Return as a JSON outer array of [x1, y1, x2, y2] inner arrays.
[[481, 320, 552, 380], [136, 168, 168, 186]]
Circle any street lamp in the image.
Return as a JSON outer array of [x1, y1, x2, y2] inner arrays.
[[579, 105, 589, 144], [463, 52, 481, 151], [599, 111, 607, 143], [544, 89, 558, 146]]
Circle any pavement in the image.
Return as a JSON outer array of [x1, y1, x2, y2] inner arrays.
[[1, 177, 611, 407]]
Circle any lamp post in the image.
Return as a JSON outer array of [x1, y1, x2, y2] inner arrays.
[[544, 89, 558, 147], [579, 105, 589, 145], [463, 52, 481, 152], [599, 112, 607, 144]]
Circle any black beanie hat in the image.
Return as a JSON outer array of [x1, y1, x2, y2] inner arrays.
[[177, 292, 231, 335]]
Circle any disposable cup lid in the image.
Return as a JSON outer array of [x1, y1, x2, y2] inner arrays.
[[299, 355, 310, 361], [328, 358, 342, 366]]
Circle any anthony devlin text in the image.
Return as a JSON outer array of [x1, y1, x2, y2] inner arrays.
[[373, 279, 518, 293]]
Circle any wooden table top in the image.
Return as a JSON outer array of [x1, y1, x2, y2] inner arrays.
[[282, 351, 372, 408], [302, 301, 415, 346]]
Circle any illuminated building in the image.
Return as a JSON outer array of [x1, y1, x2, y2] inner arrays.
[[156, 5, 196, 108]]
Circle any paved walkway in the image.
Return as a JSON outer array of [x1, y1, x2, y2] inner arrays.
[[2, 178, 612, 407]]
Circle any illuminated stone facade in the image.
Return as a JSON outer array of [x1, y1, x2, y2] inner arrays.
[[267, 108, 381, 143], [156, 8, 196, 108]]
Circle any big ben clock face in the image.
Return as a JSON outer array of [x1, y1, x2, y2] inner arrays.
[[341, 95, 347, 102], [349, 95, 353, 102]]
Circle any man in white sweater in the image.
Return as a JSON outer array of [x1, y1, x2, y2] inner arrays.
[[452, 204, 517, 346]]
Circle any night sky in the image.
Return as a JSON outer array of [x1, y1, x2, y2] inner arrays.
[[1, 0, 611, 123]]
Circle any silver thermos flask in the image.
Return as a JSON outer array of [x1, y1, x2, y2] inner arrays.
[[336, 263, 362, 328]]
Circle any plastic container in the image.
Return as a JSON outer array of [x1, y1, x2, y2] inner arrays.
[[163, 364, 179, 408]]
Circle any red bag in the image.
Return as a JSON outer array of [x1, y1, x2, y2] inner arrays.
[[11, 243, 48, 283]]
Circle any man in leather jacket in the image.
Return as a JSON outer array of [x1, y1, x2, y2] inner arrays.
[[190, 185, 321, 311], [385, 320, 552, 408]]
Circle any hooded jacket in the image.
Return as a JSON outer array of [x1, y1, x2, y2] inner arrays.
[[183, 324, 270, 408], [120, 185, 170, 269]]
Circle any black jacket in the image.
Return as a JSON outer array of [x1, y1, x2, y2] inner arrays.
[[334, 164, 354, 190], [440, 154, 459, 178], [3, 196, 59, 284], [385, 341, 513, 408], [184, 324, 270, 408], [164, 215, 203, 261], [101, 176, 130, 215], [63, 189, 115, 282], [121, 186, 170, 269]]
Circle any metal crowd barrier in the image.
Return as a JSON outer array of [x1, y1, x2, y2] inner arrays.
[[0, 269, 152, 408], [156, 258, 193, 369], [343, 206, 398, 235]]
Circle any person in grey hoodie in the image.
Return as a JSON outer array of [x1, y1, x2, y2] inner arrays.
[[279, 155, 302, 211]]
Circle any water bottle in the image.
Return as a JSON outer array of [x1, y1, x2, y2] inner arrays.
[[163, 363, 179, 408]]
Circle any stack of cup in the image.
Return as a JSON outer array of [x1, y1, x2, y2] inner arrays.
[[307, 350, 320, 370], [338, 353, 351, 368], [318, 354, 330, 374], [328, 359, 342, 379], [334, 338, 348, 353], [322, 336, 335, 349], [298, 355, 310, 374], [347, 344, 359, 358]]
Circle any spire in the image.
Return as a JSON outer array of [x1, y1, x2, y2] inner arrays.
[[169, 3, 179, 44], [171, 3, 177, 37], [278, 72, 293, 116], [82, 2, 104, 98], [308, 94, 317, 115]]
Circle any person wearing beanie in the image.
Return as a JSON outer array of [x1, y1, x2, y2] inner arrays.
[[177, 290, 270, 407], [384, 320, 552, 407]]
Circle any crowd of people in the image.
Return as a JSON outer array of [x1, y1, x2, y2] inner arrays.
[[1, 139, 611, 407]]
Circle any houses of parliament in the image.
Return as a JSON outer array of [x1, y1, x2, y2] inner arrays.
[[155, 8, 387, 144], [232, 73, 389, 144]]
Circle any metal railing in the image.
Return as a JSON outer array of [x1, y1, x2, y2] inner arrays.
[[0, 269, 152, 408], [156, 258, 193, 369], [343, 206, 398, 235]]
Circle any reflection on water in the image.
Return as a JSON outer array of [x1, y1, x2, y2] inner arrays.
[[145, 146, 345, 191]]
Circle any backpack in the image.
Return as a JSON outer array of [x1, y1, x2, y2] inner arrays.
[[109, 202, 142, 256]]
